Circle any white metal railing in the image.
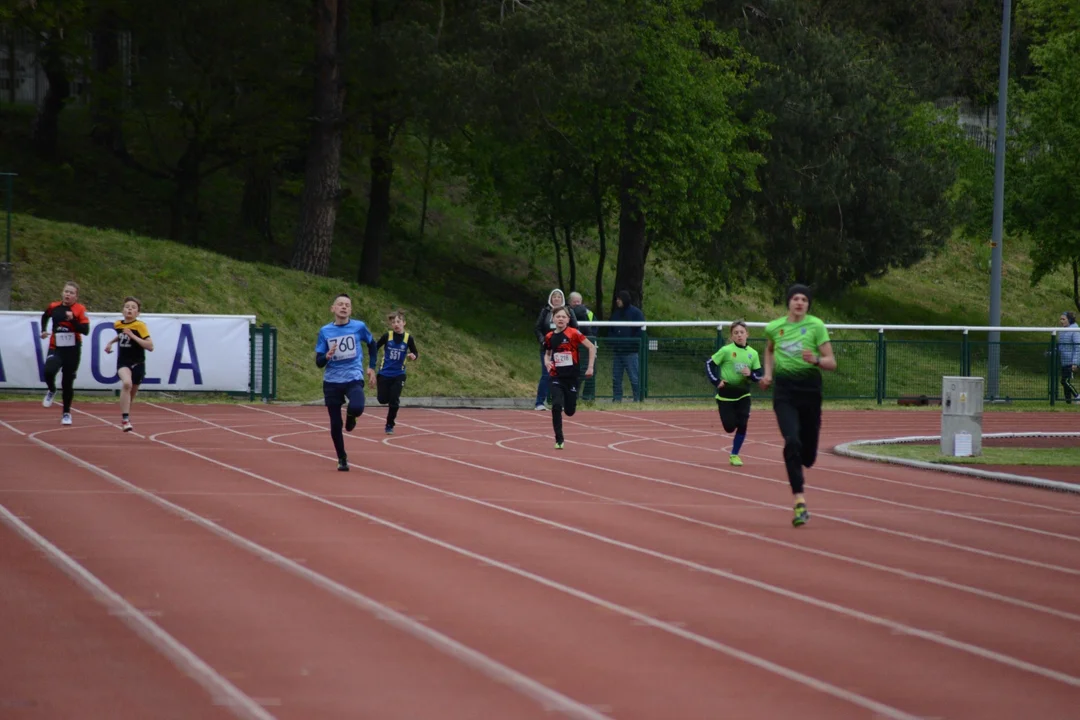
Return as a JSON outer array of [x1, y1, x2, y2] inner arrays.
[[577, 320, 1063, 335]]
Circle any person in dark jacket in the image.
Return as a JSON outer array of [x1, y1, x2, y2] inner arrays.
[[533, 288, 577, 409], [607, 290, 643, 402], [569, 292, 597, 400]]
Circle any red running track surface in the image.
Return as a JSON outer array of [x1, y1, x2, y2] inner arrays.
[[1, 401, 1079, 719]]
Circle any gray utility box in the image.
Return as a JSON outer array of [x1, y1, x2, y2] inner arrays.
[[941, 376, 984, 456]]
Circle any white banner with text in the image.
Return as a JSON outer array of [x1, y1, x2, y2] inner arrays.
[[0, 312, 255, 392]]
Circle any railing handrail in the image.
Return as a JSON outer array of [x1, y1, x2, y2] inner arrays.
[[579, 320, 1062, 334]]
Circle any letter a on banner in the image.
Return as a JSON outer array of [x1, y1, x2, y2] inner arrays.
[[169, 323, 204, 385]]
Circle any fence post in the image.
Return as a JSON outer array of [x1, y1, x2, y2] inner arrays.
[[248, 323, 256, 402], [265, 325, 274, 399], [639, 328, 648, 401], [961, 329, 971, 376], [875, 329, 884, 405], [260, 323, 271, 402], [1049, 332, 1057, 406]]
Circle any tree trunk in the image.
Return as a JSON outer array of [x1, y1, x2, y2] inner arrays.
[[170, 146, 202, 245], [592, 161, 606, 321], [241, 158, 277, 245], [550, 217, 564, 290], [291, 0, 349, 276], [413, 128, 436, 278], [1072, 259, 1079, 314], [90, 11, 126, 153], [33, 30, 71, 158], [563, 224, 576, 294], [615, 167, 647, 311], [358, 107, 394, 286]]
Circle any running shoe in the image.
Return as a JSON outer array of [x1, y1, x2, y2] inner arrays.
[[792, 501, 809, 527], [61, 413, 73, 426], [43, 391, 55, 408], [337, 455, 349, 472], [555, 442, 564, 450], [729, 454, 743, 467], [122, 420, 133, 433], [345, 413, 357, 432], [385, 425, 394, 435]]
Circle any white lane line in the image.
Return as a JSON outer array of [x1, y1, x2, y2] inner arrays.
[[611, 412, 1080, 515], [136, 404, 930, 719], [423, 410, 1080, 577], [170, 405, 1080, 690], [0, 498, 276, 720], [22, 415, 613, 720]]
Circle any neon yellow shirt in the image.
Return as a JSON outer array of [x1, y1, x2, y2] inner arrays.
[[764, 314, 830, 379]]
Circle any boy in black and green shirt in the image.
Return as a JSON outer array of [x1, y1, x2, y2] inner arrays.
[[761, 284, 837, 527], [705, 321, 762, 467]]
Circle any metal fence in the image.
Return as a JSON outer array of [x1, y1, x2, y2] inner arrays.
[[577, 321, 1073, 405], [249, 322, 278, 402]]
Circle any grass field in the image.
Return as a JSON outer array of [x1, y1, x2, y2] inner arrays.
[[859, 443, 1080, 466]]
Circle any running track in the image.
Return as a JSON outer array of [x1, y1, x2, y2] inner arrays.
[[1, 403, 1078, 719]]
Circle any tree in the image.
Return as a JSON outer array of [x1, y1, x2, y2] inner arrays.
[[9, 0, 88, 158], [610, 0, 761, 310], [1009, 0, 1080, 312], [706, 11, 964, 298], [292, 0, 350, 275]]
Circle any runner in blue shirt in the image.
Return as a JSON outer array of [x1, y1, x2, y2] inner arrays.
[[375, 309, 419, 435], [315, 293, 378, 471]]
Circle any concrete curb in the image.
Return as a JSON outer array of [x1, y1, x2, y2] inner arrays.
[[832, 432, 1080, 495]]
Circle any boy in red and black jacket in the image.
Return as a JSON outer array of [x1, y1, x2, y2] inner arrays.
[[40, 281, 90, 425], [543, 306, 596, 449]]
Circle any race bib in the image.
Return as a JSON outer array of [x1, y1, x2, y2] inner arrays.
[[553, 351, 574, 367], [54, 331, 76, 348], [331, 335, 358, 361]]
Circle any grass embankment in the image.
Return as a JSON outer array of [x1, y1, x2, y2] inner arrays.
[[7, 215, 537, 401], [859, 443, 1080, 467]]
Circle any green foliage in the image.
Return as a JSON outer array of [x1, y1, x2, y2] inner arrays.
[[1008, 0, 1080, 310], [706, 13, 966, 299]]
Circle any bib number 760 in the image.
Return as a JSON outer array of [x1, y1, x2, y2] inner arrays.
[[331, 335, 358, 361]]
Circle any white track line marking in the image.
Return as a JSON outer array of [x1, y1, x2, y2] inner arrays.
[[0, 496, 275, 720], [611, 413, 1080, 516], [604, 437, 1080, 543], [112, 409, 935, 718], [424, 410, 1080, 577], [385, 422, 1080, 621], [16, 418, 613, 720], [169, 405, 1080, 689]]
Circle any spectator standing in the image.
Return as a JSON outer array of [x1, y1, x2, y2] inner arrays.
[[1059, 311, 1080, 403], [569, 292, 597, 400], [608, 290, 643, 402]]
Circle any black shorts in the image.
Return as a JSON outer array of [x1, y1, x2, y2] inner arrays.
[[118, 361, 146, 385], [716, 396, 751, 433], [323, 379, 367, 410]]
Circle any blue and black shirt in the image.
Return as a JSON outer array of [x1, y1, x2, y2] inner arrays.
[[376, 331, 419, 378]]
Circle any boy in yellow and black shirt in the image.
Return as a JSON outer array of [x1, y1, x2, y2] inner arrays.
[[761, 284, 837, 527], [705, 321, 762, 467], [104, 297, 154, 432]]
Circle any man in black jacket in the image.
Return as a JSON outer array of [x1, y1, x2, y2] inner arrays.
[[607, 290, 644, 402], [569, 292, 596, 399]]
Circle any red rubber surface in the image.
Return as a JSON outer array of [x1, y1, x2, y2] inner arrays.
[[2, 402, 1079, 719]]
